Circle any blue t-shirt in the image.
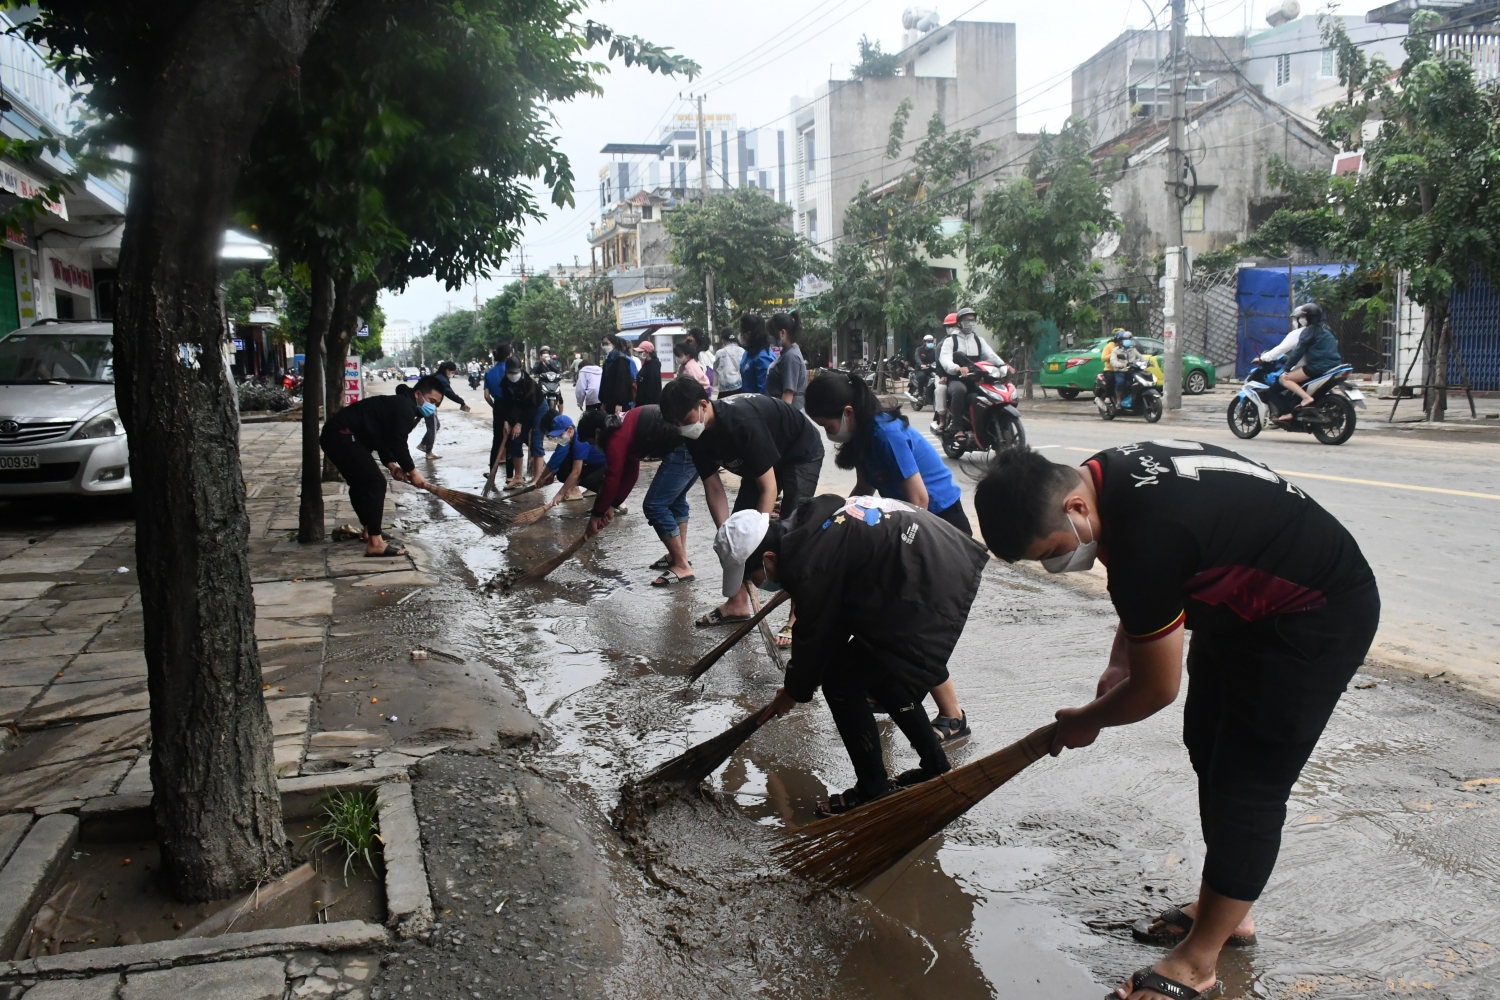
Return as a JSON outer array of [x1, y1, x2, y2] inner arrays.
[[546, 437, 606, 475], [483, 365, 506, 400], [863, 412, 961, 514]]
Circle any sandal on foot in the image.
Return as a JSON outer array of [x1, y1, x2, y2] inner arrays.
[[933, 711, 971, 747], [695, 608, 753, 628], [649, 555, 692, 570], [1111, 967, 1221, 1000], [774, 624, 793, 649], [651, 570, 695, 587], [815, 786, 890, 817], [365, 544, 407, 558], [1131, 906, 1256, 948]]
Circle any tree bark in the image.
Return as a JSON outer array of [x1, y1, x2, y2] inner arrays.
[[114, 0, 331, 902], [299, 263, 332, 536], [1425, 299, 1450, 422], [322, 269, 381, 481]]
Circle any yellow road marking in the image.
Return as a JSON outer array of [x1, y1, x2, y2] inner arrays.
[[1054, 447, 1500, 500]]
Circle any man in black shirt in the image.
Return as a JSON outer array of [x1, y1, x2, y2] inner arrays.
[[719, 495, 988, 812], [975, 441, 1378, 1000], [660, 376, 824, 625]]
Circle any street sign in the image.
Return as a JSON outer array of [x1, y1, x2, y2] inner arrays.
[[357, 325, 370, 339], [344, 355, 363, 406], [231, 338, 245, 351]]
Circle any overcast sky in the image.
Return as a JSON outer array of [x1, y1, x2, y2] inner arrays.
[[379, 0, 1266, 331]]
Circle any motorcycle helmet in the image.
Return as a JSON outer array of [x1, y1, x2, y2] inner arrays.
[[1292, 303, 1323, 326], [954, 307, 977, 322], [943, 312, 958, 327], [1112, 329, 1131, 342], [923, 333, 935, 343]]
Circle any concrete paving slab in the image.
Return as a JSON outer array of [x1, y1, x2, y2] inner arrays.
[[115, 752, 151, 797], [57, 651, 147, 685], [0, 811, 31, 868], [41, 613, 115, 634], [121, 956, 286, 1000], [20, 975, 122, 999], [253, 579, 335, 617], [0, 813, 78, 959], [81, 627, 144, 654], [48, 595, 129, 615], [266, 696, 311, 737], [22, 678, 149, 724], [253, 620, 324, 641], [0, 711, 150, 772], [0, 548, 99, 574], [0, 655, 72, 687], [375, 781, 432, 938], [307, 730, 385, 749], [0, 581, 55, 600], [0, 684, 43, 725], [0, 752, 134, 811], [0, 598, 31, 617], [272, 737, 302, 778], [0, 633, 92, 661]]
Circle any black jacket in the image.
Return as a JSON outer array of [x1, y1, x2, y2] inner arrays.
[[635, 357, 662, 406], [777, 493, 989, 703], [433, 372, 465, 407], [322, 388, 423, 472], [497, 374, 542, 426], [599, 351, 635, 412]]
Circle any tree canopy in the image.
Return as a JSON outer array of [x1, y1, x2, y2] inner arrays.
[[851, 35, 901, 79]]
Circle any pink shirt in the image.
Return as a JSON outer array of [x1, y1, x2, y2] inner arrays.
[[679, 358, 711, 390]]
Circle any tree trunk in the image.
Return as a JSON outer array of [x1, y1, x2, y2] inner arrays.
[[321, 267, 353, 482], [299, 264, 332, 537], [1426, 299, 1450, 422], [113, 0, 330, 902]]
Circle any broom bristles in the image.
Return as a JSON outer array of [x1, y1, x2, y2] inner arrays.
[[423, 483, 515, 534], [642, 702, 777, 786], [518, 531, 591, 583], [773, 722, 1057, 889]]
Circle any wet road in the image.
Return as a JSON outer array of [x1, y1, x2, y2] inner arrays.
[[400, 397, 1500, 1000]]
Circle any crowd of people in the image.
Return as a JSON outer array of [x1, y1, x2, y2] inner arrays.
[[313, 302, 1374, 1000]]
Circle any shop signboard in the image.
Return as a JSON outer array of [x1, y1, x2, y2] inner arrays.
[[344, 355, 363, 406]]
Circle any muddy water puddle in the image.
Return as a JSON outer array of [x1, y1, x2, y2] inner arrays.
[[410, 416, 1500, 999]]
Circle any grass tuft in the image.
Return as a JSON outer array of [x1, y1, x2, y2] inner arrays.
[[309, 789, 382, 883]]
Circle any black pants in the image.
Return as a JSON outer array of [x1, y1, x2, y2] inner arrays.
[[319, 429, 388, 537], [732, 457, 820, 517], [578, 465, 606, 495], [822, 636, 951, 799], [948, 382, 969, 426], [489, 407, 507, 470], [419, 412, 439, 453], [1184, 582, 1380, 901], [932, 499, 972, 535]]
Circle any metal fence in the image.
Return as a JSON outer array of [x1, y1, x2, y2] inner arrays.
[[1182, 267, 1240, 369], [1450, 269, 1500, 391]]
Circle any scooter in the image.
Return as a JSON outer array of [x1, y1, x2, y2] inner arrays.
[[939, 361, 1026, 458], [1228, 360, 1363, 445], [1094, 360, 1163, 422], [468, 370, 482, 390], [537, 369, 565, 412], [906, 363, 936, 411]]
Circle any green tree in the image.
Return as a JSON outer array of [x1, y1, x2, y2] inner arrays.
[[661, 186, 810, 332], [17, 0, 694, 902], [967, 118, 1120, 389], [823, 102, 991, 382], [851, 35, 901, 78]]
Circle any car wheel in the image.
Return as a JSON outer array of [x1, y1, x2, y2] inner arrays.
[[1056, 387, 1079, 400], [1185, 369, 1208, 395]]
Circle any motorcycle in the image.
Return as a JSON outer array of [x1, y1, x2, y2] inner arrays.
[[1094, 360, 1163, 422], [905, 362, 936, 411], [468, 370, 482, 390], [1228, 360, 1362, 445], [537, 368, 565, 411], [939, 360, 1026, 458]]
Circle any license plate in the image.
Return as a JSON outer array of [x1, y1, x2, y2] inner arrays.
[[1048, 363, 1061, 371], [0, 454, 39, 470], [1344, 388, 1364, 400]]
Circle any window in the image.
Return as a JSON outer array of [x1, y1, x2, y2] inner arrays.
[[802, 128, 816, 182], [807, 209, 818, 245], [1320, 48, 1336, 78], [1182, 192, 1206, 232], [1275, 53, 1291, 88]]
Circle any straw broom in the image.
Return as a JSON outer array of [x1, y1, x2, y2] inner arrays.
[[773, 722, 1058, 889], [684, 589, 790, 683], [641, 701, 778, 786], [746, 586, 785, 670], [511, 526, 600, 585], [420, 483, 515, 535]]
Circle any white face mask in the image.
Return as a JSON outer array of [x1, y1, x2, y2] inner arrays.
[[826, 412, 854, 443], [679, 419, 706, 439], [960, 320, 977, 335], [1041, 510, 1097, 574], [506, 372, 521, 383]]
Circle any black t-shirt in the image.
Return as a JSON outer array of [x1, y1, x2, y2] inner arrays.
[[686, 392, 824, 480], [1089, 440, 1375, 640]]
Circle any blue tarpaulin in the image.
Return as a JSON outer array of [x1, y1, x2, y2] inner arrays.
[[1235, 265, 1348, 377]]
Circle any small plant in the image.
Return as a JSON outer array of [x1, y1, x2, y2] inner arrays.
[[237, 380, 294, 412], [308, 789, 382, 883]]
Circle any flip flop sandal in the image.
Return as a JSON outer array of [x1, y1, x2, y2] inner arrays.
[[365, 545, 407, 558], [933, 711, 971, 747], [651, 570, 695, 587], [695, 608, 753, 628], [649, 555, 693, 570], [1110, 967, 1222, 1000], [1131, 906, 1257, 948], [815, 786, 891, 817], [774, 624, 793, 649]]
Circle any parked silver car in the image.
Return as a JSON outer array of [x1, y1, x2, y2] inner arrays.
[[0, 320, 130, 496]]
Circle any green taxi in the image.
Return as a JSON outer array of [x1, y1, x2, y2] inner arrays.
[[1040, 336, 1217, 399]]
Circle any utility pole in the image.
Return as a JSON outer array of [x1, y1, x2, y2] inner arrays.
[[696, 94, 715, 340], [1163, 0, 1187, 411]]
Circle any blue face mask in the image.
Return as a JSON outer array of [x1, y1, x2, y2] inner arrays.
[[419, 401, 437, 417], [1121, 339, 1133, 349]]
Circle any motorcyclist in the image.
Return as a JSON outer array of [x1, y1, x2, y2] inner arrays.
[[910, 333, 937, 405], [1108, 330, 1144, 407], [1267, 303, 1342, 420], [532, 347, 561, 377], [939, 306, 1010, 438], [932, 313, 958, 431]]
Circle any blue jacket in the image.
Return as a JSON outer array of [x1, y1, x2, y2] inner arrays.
[[741, 348, 774, 395], [1284, 323, 1342, 374]]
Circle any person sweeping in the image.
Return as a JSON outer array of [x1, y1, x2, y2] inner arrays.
[[513, 412, 609, 524], [319, 378, 443, 557], [974, 441, 1379, 1000], [717, 492, 989, 814]]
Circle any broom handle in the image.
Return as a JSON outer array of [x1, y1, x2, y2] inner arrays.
[[519, 527, 595, 583], [686, 588, 791, 683], [969, 722, 1059, 784], [747, 586, 785, 670]]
